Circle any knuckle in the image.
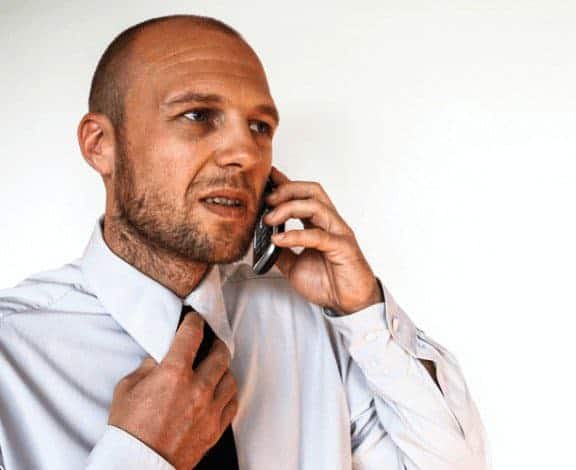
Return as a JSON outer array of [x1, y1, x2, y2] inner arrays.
[[162, 362, 190, 384], [341, 232, 357, 247], [220, 373, 238, 400], [193, 331, 205, 349], [117, 374, 132, 386], [190, 386, 204, 404], [213, 341, 230, 362], [226, 398, 239, 417], [217, 350, 231, 368], [310, 198, 322, 210], [113, 378, 128, 395], [195, 374, 214, 394], [215, 358, 229, 373], [141, 356, 157, 367], [183, 311, 204, 329], [225, 371, 238, 391]]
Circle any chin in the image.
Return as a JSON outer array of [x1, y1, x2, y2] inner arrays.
[[206, 237, 252, 264], [209, 221, 256, 259]]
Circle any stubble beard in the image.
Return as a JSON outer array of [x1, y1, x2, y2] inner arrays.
[[112, 135, 257, 265]]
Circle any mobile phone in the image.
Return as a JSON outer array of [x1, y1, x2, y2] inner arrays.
[[252, 176, 285, 275]]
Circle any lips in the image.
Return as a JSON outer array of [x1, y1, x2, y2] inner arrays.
[[199, 188, 249, 208], [200, 199, 247, 219]]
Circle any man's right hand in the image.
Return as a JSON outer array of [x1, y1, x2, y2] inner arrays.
[[107, 312, 239, 469]]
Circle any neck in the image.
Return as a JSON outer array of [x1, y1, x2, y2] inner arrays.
[[102, 214, 210, 299]]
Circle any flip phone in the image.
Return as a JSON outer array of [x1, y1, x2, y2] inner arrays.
[[252, 176, 285, 275]]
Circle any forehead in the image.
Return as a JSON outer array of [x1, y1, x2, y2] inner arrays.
[[128, 25, 272, 106]]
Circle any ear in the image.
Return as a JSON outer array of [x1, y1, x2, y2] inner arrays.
[[77, 112, 116, 177]]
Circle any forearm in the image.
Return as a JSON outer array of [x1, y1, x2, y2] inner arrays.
[[323, 279, 489, 469]]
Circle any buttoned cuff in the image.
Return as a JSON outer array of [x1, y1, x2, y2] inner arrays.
[[321, 277, 419, 371], [85, 425, 175, 469]]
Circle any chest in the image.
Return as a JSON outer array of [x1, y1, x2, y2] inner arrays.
[[227, 291, 353, 469], [1, 306, 353, 470]]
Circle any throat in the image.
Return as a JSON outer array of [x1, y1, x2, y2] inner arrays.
[[102, 214, 211, 298]]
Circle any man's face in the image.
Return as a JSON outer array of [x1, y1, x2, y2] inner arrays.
[[112, 24, 278, 264]]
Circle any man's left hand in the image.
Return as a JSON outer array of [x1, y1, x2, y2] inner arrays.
[[264, 166, 383, 316]]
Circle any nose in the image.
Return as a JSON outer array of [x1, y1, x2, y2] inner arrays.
[[213, 115, 263, 170]]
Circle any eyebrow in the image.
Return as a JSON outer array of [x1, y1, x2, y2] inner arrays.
[[162, 91, 280, 126]]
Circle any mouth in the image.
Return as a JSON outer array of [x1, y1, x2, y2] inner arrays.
[[200, 201, 247, 219], [200, 190, 248, 219]]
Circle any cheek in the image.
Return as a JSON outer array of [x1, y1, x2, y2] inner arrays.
[[137, 145, 207, 203], [157, 123, 213, 167], [136, 128, 202, 176]]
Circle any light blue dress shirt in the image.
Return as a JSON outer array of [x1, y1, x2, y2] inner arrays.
[[0, 215, 488, 469]]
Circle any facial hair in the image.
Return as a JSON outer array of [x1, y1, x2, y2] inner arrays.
[[112, 134, 259, 264]]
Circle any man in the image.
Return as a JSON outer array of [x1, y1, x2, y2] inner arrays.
[[0, 14, 488, 470]]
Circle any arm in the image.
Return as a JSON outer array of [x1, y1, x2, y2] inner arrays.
[[323, 278, 490, 470], [87, 312, 238, 469], [259, 169, 489, 468]]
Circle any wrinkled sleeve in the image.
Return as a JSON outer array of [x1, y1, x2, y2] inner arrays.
[[85, 425, 175, 470], [322, 278, 490, 470]]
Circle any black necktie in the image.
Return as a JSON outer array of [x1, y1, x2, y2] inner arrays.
[[179, 305, 239, 469]]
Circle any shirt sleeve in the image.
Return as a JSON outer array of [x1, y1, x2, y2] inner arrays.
[[322, 278, 490, 470], [85, 425, 175, 470]]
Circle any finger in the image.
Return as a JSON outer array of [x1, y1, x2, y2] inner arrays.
[[270, 165, 291, 184], [266, 177, 336, 211], [213, 370, 238, 404], [113, 355, 157, 395], [264, 198, 351, 236], [127, 355, 158, 379], [272, 228, 355, 260], [162, 312, 204, 368], [220, 397, 239, 429], [193, 338, 231, 389], [135, 355, 158, 376], [272, 246, 298, 278]]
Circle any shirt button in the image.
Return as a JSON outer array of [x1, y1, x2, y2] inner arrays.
[[390, 316, 399, 334]]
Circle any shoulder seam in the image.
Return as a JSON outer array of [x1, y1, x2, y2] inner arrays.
[[0, 285, 77, 329]]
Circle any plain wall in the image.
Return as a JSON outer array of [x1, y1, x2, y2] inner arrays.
[[1, 1, 574, 468]]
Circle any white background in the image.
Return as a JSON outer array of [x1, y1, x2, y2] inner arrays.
[[1, 1, 574, 468]]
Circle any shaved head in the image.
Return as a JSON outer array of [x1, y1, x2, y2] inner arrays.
[[78, 12, 276, 296], [88, 15, 248, 131]]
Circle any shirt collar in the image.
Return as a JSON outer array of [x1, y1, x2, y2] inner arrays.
[[80, 215, 235, 363]]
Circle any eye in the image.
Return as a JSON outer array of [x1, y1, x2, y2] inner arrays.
[[183, 108, 214, 122], [249, 120, 272, 136]]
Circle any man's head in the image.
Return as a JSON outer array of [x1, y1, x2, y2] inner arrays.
[[78, 15, 279, 264]]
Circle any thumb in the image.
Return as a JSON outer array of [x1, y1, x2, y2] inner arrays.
[[127, 355, 157, 383], [274, 246, 297, 277], [140, 355, 158, 368], [114, 355, 157, 396]]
